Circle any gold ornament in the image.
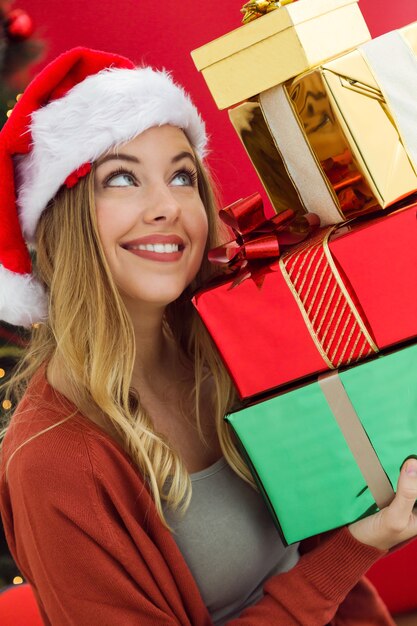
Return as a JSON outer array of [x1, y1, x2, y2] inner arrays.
[[241, 0, 295, 24]]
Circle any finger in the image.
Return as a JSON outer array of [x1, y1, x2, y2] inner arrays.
[[387, 458, 417, 525]]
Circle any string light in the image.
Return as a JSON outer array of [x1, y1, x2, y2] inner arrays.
[[2, 399, 12, 410], [13, 576, 24, 585], [6, 93, 23, 118], [0, 368, 5, 378]]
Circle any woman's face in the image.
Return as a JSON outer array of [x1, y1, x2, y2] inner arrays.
[[94, 125, 208, 312]]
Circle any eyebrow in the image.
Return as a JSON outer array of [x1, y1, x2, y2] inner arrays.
[[96, 153, 139, 167], [95, 150, 196, 168], [172, 150, 196, 165]]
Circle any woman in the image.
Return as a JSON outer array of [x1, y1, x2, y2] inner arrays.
[[0, 47, 416, 626]]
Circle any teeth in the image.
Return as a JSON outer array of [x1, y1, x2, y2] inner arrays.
[[132, 243, 180, 253]]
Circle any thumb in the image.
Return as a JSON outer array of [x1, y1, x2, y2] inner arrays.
[[387, 457, 417, 527]]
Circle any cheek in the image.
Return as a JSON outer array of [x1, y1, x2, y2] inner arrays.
[[189, 211, 209, 280], [95, 204, 131, 251], [95, 209, 109, 246], [199, 218, 209, 250], [193, 207, 209, 247]]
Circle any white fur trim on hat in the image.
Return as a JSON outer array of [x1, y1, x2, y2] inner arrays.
[[0, 264, 47, 326], [16, 67, 208, 242]]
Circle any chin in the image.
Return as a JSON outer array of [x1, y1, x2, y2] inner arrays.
[[120, 283, 190, 310]]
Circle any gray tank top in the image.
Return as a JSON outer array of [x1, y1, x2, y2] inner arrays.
[[164, 457, 299, 625]]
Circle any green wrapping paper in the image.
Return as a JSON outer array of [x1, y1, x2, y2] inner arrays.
[[226, 342, 417, 545]]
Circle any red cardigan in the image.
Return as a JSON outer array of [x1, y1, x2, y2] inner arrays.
[[0, 369, 395, 626]]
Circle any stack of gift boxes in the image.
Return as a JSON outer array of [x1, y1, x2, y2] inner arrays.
[[191, 0, 417, 545]]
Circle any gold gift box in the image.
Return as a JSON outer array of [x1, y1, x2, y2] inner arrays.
[[229, 23, 417, 225], [191, 0, 371, 110]]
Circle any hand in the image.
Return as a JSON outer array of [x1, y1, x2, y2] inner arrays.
[[348, 457, 417, 551]]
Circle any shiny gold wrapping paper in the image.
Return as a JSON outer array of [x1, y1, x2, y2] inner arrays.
[[228, 101, 307, 219], [229, 96, 346, 224], [305, 47, 417, 208], [229, 23, 417, 223], [191, 0, 370, 109]]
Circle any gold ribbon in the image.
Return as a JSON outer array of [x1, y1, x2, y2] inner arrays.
[[279, 225, 379, 369], [241, 0, 295, 24]]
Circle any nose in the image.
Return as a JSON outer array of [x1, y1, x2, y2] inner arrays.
[[142, 183, 181, 224]]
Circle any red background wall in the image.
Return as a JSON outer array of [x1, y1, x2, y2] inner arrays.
[[17, 0, 417, 615]]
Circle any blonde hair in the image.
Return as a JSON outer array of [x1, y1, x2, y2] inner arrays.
[[2, 158, 253, 523]]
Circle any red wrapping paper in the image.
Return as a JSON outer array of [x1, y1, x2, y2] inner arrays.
[[193, 202, 417, 398]]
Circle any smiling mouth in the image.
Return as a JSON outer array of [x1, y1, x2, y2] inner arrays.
[[128, 243, 183, 253], [124, 241, 186, 262]]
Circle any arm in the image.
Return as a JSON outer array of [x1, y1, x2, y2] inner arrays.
[[329, 577, 396, 626], [227, 527, 386, 626], [298, 539, 395, 626], [228, 458, 417, 626]]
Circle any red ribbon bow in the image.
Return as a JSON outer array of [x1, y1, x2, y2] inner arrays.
[[208, 192, 320, 287]]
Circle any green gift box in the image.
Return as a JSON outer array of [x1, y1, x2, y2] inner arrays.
[[226, 343, 417, 545]]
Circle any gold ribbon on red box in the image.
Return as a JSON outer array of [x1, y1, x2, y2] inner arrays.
[[280, 227, 379, 369]]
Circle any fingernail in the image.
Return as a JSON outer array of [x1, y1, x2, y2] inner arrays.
[[404, 460, 417, 476], [401, 455, 417, 472]]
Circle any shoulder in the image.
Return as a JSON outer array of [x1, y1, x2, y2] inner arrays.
[[1, 367, 146, 509], [1, 396, 160, 545], [0, 366, 162, 535]]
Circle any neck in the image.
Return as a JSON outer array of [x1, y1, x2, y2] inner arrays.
[[125, 301, 181, 391], [132, 313, 166, 381]]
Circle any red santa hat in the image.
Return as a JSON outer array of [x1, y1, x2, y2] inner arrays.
[[0, 47, 208, 327]]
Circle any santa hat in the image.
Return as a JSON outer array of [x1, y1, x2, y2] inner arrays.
[[0, 47, 207, 327]]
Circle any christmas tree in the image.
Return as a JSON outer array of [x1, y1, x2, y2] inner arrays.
[[0, 1, 44, 589], [0, 0, 44, 122], [0, 0, 43, 420]]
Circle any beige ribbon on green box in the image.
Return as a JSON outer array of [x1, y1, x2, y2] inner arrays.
[[318, 370, 395, 510]]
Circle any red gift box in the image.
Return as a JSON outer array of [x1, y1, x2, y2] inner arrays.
[[193, 202, 417, 398]]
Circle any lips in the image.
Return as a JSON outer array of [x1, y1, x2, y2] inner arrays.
[[121, 234, 185, 262]]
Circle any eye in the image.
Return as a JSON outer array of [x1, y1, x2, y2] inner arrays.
[[104, 169, 137, 187], [171, 168, 198, 187]]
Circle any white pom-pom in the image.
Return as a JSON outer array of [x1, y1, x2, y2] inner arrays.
[[0, 265, 47, 327]]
